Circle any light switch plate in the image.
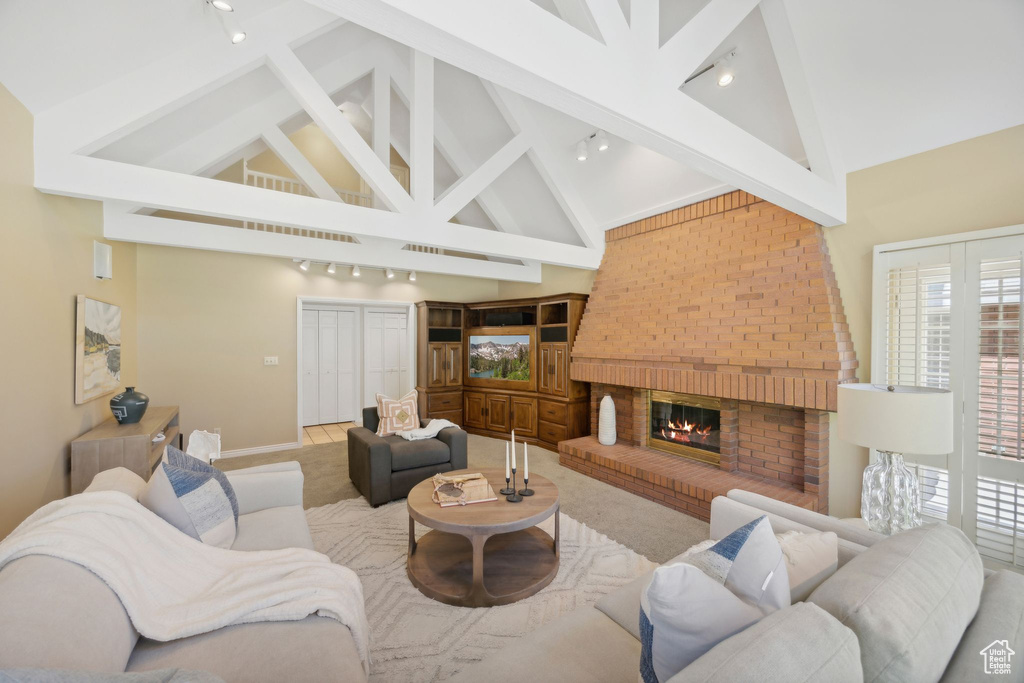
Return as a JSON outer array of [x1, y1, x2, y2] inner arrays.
[[264, 356, 279, 366]]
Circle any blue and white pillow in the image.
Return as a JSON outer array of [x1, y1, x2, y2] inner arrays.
[[639, 516, 790, 682], [141, 445, 238, 548]]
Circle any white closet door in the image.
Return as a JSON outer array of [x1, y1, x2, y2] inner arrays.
[[364, 311, 385, 406], [383, 312, 403, 397], [301, 310, 320, 427], [337, 309, 357, 421], [318, 311, 339, 424]]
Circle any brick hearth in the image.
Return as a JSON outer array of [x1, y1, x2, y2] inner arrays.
[[559, 436, 818, 522]]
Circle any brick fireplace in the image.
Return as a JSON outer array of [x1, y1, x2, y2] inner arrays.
[[560, 190, 857, 521]]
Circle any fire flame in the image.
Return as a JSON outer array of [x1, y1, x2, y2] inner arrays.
[[659, 418, 712, 443]]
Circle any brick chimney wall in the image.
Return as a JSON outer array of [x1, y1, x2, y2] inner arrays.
[[571, 191, 857, 412]]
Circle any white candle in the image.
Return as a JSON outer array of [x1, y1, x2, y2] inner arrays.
[[505, 442, 510, 480], [524, 443, 529, 480], [511, 430, 517, 470]]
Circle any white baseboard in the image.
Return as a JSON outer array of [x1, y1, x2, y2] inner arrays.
[[219, 441, 303, 459]]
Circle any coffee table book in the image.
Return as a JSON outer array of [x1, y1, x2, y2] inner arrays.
[[432, 473, 498, 507]]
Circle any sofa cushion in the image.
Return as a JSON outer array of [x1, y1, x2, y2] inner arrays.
[[776, 530, 839, 602], [386, 435, 450, 472], [447, 607, 641, 683], [0, 555, 139, 672], [126, 616, 364, 683], [231, 506, 314, 551], [809, 523, 984, 682], [940, 570, 1024, 682], [84, 467, 147, 500], [669, 602, 862, 683]]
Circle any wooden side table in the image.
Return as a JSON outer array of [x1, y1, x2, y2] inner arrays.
[[406, 468, 559, 607], [70, 406, 180, 494]]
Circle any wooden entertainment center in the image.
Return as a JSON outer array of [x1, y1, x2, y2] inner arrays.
[[416, 294, 589, 451]]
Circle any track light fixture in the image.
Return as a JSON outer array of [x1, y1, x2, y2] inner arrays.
[[299, 260, 311, 272], [326, 263, 336, 275], [385, 268, 395, 279], [209, 0, 233, 11], [715, 51, 736, 87], [596, 130, 609, 152], [210, 4, 246, 44], [576, 139, 588, 162], [352, 265, 361, 277], [408, 271, 417, 282]]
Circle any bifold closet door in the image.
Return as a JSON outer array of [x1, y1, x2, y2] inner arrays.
[[318, 311, 339, 425], [336, 310, 357, 422], [302, 310, 320, 427], [364, 310, 410, 407], [303, 308, 358, 427]]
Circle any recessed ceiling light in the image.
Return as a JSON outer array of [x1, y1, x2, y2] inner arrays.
[[408, 271, 417, 282], [299, 260, 310, 271], [596, 130, 609, 152], [386, 268, 395, 279], [210, 0, 233, 11], [352, 265, 361, 277], [327, 263, 336, 274], [576, 139, 588, 162]]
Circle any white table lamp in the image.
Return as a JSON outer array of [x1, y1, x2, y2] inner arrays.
[[838, 384, 954, 535]]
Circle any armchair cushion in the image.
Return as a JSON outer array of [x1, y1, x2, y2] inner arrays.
[[386, 436, 451, 471]]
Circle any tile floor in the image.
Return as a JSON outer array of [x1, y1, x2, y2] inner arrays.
[[301, 422, 356, 446]]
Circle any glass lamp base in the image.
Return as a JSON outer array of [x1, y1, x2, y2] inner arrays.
[[861, 451, 922, 536]]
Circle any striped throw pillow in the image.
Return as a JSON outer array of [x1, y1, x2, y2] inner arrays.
[[376, 389, 420, 436]]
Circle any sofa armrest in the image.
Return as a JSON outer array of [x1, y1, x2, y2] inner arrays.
[[347, 427, 393, 506], [436, 427, 467, 470], [225, 464, 304, 514], [725, 489, 885, 548]]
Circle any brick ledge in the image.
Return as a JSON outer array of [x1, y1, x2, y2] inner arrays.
[[558, 436, 819, 522]]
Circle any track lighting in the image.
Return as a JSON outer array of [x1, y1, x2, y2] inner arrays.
[[352, 265, 361, 277], [576, 139, 588, 162], [326, 263, 336, 275], [715, 52, 736, 87], [385, 268, 395, 279], [209, 0, 233, 11], [596, 130, 609, 152], [216, 10, 246, 44], [408, 271, 417, 282], [299, 260, 310, 272]]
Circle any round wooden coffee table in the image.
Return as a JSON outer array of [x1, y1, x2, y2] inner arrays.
[[406, 468, 559, 607]]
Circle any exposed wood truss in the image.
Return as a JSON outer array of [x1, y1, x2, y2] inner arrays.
[[307, 0, 847, 226]]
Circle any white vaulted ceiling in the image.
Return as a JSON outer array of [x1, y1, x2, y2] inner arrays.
[[1, 0, 1022, 280]]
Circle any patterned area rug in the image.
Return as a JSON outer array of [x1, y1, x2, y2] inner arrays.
[[306, 497, 656, 682]]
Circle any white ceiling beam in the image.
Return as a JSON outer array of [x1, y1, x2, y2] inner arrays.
[[371, 65, 392, 210], [35, 152, 600, 268], [581, 0, 630, 49], [260, 126, 341, 201], [485, 84, 603, 249], [34, 1, 340, 158], [409, 51, 435, 209], [761, 0, 843, 185], [659, 0, 760, 88], [307, 0, 845, 225], [551, 0, 602, 41], [629, 0, 660, 56], [432, 134, 530, 222], [103, 206, 542, 282], [266, 45, 414, 213]]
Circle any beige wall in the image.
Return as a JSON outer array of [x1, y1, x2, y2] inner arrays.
[[0, 85, 138, 537], [135, 248, 594, 452], [824, 124, 1024, 517]]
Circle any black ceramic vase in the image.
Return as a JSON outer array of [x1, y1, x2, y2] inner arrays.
[[110, 387, 149, 424]]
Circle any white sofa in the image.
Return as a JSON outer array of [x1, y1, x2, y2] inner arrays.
[[453, 489, 1024, 683], [0, 462, 366, 683]]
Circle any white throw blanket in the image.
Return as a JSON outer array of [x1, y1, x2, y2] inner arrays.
[[0, 491, 370, 673], [396, 418, 459, 441]]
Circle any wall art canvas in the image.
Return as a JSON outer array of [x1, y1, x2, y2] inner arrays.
[[75, 295, 122, 404]]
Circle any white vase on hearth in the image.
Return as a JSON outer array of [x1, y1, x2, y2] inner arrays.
[[598, 394, 617, 446]]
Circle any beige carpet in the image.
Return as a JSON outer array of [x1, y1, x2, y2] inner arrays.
[[218, 433, 707, 563], [305, 496, 656, 682]]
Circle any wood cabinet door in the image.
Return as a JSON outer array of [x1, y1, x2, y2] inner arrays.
[[485, 394, 510, 433], [510, 396, 537, 437], [551, 343, 568, 396], [538, 344, 553, 394], [445, 343, 463, 386], [464, 391, 486, 429], [427, 342, 446, 388]]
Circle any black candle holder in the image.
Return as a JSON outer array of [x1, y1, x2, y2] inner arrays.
[[500, 468, 514, 495], [519, 476, 534, 497], [506, 467, 523, 503]]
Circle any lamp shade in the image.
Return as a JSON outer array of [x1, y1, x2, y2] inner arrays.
[[837, 384, 954, 455]]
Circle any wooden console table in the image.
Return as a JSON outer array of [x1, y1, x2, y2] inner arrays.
[[70, 406, 180, 494]]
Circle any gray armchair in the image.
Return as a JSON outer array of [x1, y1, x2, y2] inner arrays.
[[348, 407, 468, 506]]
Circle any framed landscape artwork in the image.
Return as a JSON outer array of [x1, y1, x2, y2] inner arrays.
[[75, 295, 122, 404]]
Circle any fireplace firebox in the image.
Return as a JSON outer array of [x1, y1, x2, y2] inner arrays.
[[648, 391, 722, 465]]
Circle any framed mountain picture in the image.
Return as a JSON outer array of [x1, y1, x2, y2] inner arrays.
[[75, 295, 122, 404]]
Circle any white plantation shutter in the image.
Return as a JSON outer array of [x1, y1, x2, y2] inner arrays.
[[969, 252, 1024, 566]]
